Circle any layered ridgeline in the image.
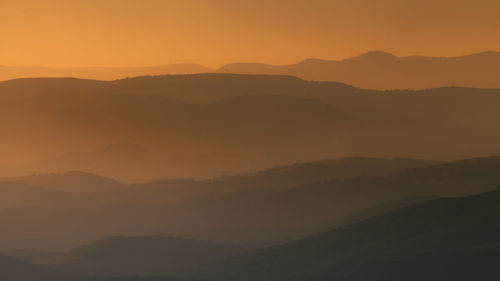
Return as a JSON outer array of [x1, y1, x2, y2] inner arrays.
[[0, 157, 499, 250], [1, 74, 499, 181], [3, 51, 500, 89], [0, 157, 438, 207], [3, 191, 499, 281]]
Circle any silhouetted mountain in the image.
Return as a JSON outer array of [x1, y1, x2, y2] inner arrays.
[[37, 236, 241, 278], [0, 64, 212, 81], [1, 171, 122, 193], [185, 191, 500, 281], [216, 51, 500, 89], [1, 74, 499, 181], [0, 254, 77, 281]]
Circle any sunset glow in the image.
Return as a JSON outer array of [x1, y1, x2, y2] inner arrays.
[[2, 0, 500, 68]]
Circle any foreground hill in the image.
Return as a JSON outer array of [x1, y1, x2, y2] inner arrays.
[[217, 51, 500, 89], [1, 74, 499, 180], [185, 190, 500, 281]]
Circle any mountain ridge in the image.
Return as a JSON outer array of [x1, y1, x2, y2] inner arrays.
[[3, 51, 500, 89], [0, 63, 212, 82], [215, 51, 500, 89]]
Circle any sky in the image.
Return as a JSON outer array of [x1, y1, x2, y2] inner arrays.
[[1, 0, 499, 68]]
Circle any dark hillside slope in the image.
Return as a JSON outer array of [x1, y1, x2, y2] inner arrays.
[[187, 190, 500, 281]]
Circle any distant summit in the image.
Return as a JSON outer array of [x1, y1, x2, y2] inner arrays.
[[215, 51, 500, 89], [185, 191, 500, 281], [345, 50, 399, 61]]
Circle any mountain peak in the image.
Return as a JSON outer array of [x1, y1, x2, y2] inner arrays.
[[1, 170, 122, 192], [349, 51, 399, 61], [297, 58, 330, 64]]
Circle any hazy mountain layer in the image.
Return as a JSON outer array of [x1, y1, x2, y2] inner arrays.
[[0, 157, 437, 210], [0, 74, 499, 181]]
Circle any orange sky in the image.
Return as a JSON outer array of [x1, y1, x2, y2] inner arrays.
[[1, 0, 500, 68]]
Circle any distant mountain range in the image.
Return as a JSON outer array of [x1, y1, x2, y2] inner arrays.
[[3, 51, 500, 89], [3, 52, 499, 281], [216, 51, 500, 89]]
